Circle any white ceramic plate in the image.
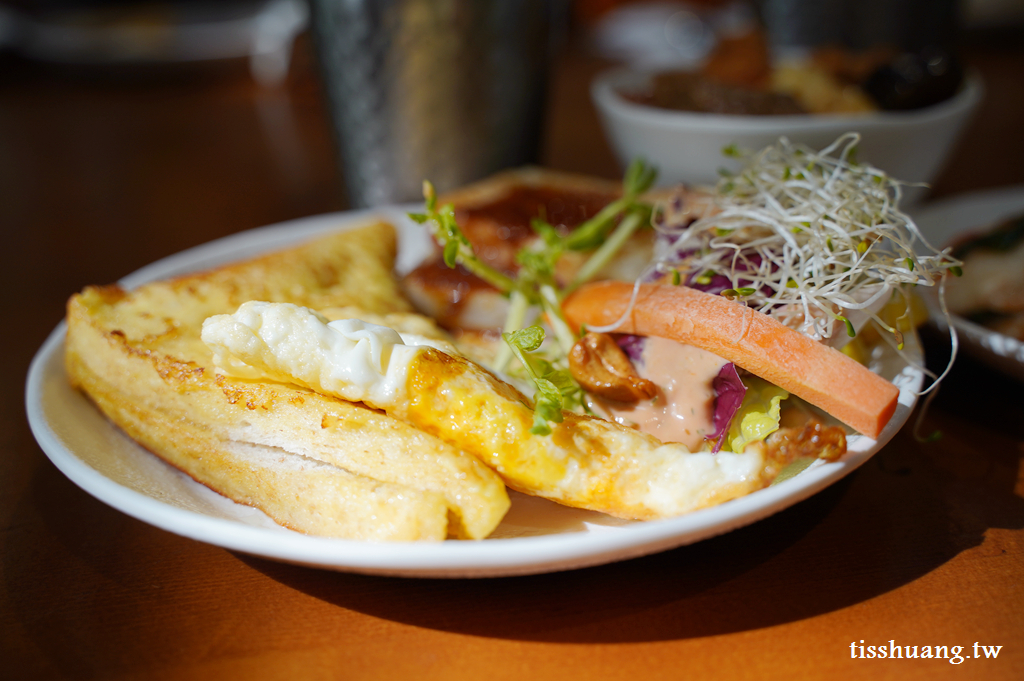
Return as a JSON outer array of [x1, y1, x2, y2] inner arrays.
[[26, 207, 924, 578], [911, 185, 1024, 381]]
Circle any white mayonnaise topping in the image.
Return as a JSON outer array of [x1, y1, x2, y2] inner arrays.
[[201, 301, 440, 408]]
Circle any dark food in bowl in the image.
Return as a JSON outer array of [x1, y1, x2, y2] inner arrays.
[[863, 47, 964, 111], [623, 41, 963, 117], [627, 72, 807, 116]]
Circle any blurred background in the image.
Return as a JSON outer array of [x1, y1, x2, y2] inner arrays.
[[2, 0, 1023, 346]]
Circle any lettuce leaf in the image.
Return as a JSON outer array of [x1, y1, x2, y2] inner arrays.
[[724, 376, 788, 453]]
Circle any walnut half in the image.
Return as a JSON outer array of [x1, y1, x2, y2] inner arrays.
[[761, 420, 848, 480], [568, 333, 657, 404]]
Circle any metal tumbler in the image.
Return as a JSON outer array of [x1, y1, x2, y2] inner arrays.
[[309, 0, 564, 208]]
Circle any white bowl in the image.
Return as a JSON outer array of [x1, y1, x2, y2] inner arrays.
[[591, 68, 983, 204]]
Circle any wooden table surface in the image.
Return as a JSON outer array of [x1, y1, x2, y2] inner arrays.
[[3, 27, 1023, 681]]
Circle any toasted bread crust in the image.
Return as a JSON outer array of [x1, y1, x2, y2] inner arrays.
[[434, 166, 623, 209], [65, 222, 509, 540], [403, 167, 648, 330]]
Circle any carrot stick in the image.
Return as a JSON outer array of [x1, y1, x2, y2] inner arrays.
[[562, 281, 899, 439]]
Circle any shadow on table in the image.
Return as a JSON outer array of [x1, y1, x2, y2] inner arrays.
[[242, 352, 1024, 643]]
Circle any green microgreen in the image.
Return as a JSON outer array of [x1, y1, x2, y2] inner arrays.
[[412, 161, 658, 433], [503, 326, 580, 435]]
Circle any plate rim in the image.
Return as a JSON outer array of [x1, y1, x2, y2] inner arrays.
[[25, 207, 923, 578], [911, 184, 1024, 380]]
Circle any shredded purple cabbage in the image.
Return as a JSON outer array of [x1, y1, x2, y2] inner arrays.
[[615, 334, 646, 364], [686, 271, 734, 295], [652, 233, 774, 296], [709, 363, 746, 453], [684, 251, 766, 295]]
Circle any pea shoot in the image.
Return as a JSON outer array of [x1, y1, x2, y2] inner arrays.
[[410, 160, 658, 433]]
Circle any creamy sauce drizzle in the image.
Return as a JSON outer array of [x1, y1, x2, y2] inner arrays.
[[596, 336, 727, 450]]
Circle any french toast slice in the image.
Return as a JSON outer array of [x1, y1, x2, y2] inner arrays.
[[401, 167, 652, 330], [65, 222, 510, 541]]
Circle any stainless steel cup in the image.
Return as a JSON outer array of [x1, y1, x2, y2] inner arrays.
[[309, 0, 564, 208]]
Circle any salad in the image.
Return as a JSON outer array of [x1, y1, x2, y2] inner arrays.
[[411, 133, 961, 455]]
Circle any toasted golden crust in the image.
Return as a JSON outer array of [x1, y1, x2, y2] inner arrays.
[[433, 165, 698, 216], [65, 339, 450, 541], [65, 222, 509, 540], [434, 166, 623, 209]]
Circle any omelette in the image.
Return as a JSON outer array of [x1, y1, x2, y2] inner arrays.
[[202, 301, 770, 520]]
